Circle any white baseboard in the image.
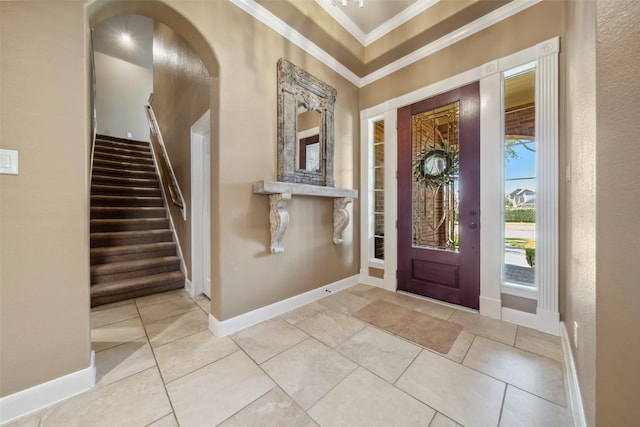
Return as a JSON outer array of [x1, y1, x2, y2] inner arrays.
[[209, 274, 360, 337], [359, 275, 384, 288], [501, 307, 537, 329], [560, 322, 587, 427], [479, 295, 502, 319], [0, 351, 96, 424], [185, 278, 194, 296], [536, 307, 560, 336]]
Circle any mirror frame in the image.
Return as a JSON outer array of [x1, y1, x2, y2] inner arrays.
[[277, 58, 336, 186]]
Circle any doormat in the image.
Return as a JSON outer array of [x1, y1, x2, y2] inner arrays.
[[353, 300, 463, 354]]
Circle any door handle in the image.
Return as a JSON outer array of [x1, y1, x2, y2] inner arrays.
[[469, 222, 478, 230]]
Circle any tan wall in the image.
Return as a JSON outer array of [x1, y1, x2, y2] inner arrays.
[[165, 1, 360, 320], [359, 1, 564, 110], [594, 1, 640, 424], [0, 1, 91, 397], [152, 21, 211, 281], [563, 1, 597, 424]]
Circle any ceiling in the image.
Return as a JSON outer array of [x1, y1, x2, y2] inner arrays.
[[315, 0, 434, 44], [93, 15, 153, 69], [93, 14, 154, 69], [92, 0, 517, 81], [93, 0, 434, 70]]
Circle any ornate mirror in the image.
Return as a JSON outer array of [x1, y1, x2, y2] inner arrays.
[[277, 58, 336, 186]]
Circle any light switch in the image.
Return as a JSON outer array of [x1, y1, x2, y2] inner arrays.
[[0, 149, 19, 175]]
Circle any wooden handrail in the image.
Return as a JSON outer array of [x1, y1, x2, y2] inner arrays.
[[89, 28, 98, 181], [144, 105, 185, 211]]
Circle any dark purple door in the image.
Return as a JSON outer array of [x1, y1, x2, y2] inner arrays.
[[397, 82, 480, 309]]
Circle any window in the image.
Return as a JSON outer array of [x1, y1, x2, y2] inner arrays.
[[503, 62, 537, 290], [371, 119, 385, 261]]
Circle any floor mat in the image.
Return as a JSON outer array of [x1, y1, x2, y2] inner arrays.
[[353, 300, 463, 354]]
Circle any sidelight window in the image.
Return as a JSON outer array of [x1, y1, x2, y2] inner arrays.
[[371, 118, 385, 261], [502, 62, 537, 290]]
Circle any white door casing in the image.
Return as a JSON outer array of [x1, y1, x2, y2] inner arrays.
[[191, 110, 212, 298]]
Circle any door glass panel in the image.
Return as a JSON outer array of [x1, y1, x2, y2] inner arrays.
[[503, 63, 536, 288], [411, 101, 460, 251]]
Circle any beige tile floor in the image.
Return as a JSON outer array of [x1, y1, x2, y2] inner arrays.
[[3, 285, 574, 427]]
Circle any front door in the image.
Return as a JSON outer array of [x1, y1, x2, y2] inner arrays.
[[397, 82, 480, 309]]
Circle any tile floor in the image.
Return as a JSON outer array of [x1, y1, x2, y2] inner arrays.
[[3, 285, 573, 427]]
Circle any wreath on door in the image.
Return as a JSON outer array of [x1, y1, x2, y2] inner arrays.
[[413, 140, 459, 189]]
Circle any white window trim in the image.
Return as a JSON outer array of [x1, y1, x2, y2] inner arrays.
[[360, 115, 385, 285], [360, 37, 559, 334]]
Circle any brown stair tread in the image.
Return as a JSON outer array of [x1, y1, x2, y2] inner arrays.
[[93, 151, 155, 164], [92, 166, 157, 179], [94, 145, 153, 158], [94, 158, 156, 171], [91, 256, 180, 275], [90, 242, 177, 265], [91, 184, 162, 195], [90, 195, 164, 207], [90, 271, 185, 299], [90, 206, 167, 219], [91, 175, 159, 187], [90, 217, 169, 232], [91, 256, 181, 284], [96, 135, 149, 150], [90, 229, 174, 248], [91, 241, 176, 256], [91, 229, 173, 239], [90, 218, 169, 225]]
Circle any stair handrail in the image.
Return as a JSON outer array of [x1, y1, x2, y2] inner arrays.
[[89, 27, 98, 182], [144, 104, 186, 216]]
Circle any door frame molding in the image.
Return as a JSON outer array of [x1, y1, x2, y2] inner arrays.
[[190, 109, 211, 297], [360, 37, 559, 334]]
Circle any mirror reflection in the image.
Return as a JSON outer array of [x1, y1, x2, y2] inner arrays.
[[277, 58, 336, 187], [297, 108, 321, 171]]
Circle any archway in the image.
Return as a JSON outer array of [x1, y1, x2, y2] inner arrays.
[[87, 0, 219, 306]]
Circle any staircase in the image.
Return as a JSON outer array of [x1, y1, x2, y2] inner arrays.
[[90, 135, 185, 307]]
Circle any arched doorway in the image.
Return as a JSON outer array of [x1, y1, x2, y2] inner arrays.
[[87, 1, 219, 304]]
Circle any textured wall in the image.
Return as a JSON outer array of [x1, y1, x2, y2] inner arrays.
[[563, 1, 597, 424], [0, 1, 91, 396], [94, 51, 153, 141], [595, 0, 640, 424], [152, 21, 211, 282]]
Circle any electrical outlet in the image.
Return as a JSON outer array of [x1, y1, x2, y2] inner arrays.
[[127, 132, 133, 138], [573, 321, 579, 349]]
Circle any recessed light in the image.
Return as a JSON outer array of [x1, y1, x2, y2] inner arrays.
[[120, 32, 132, 44]]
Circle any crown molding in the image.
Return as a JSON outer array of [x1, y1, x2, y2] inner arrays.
[[314, 0, 440, 47], [363, 0, 440, 46], [359, 0, 543, 86], [314, 0, 367, 44], [230, 0, 361, 86], [230, 0, 543, 88]]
